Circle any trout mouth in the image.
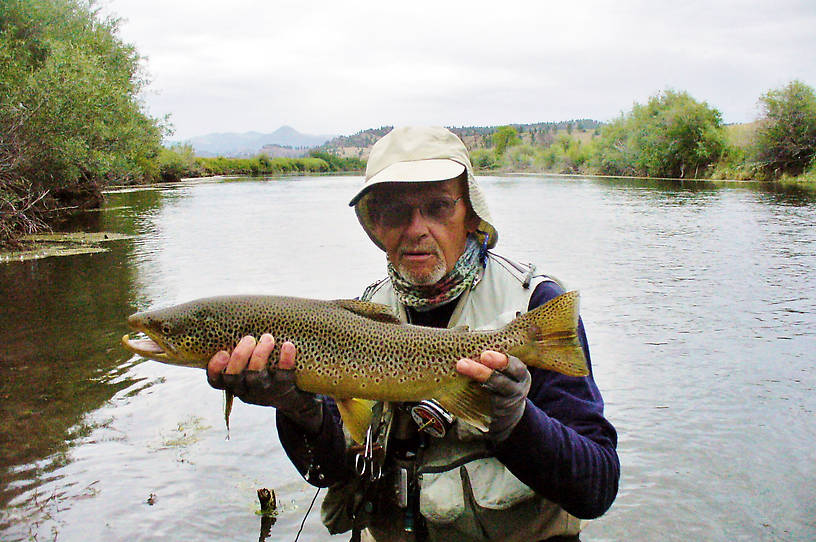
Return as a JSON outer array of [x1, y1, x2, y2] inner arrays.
[[121, 314, 207, 367], [122, 313, 179, 362], [121, 333, 173, 362]]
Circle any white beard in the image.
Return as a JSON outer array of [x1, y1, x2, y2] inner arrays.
[[398, 257, 447, 286]]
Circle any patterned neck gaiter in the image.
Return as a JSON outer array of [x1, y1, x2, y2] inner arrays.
[[388, 236, 483, 311]]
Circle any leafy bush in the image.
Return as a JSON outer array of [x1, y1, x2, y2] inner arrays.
[[593, 90, 726, 178], [470, 148, 498, 170], [506, 144, 537, 170], [300, 157, 330, 172], [707, 145, 758, 180], [755, 80, 816, 178], [308, 150, 365, 171], [158, 144, 203, 181], [777, 157, 816, 186], [536, 136, 593, 173]]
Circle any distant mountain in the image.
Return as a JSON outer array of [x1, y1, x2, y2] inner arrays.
[[178, 126, 336, 157]]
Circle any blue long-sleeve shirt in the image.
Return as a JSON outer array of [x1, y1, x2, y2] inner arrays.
[[277, 280, 619, 519]]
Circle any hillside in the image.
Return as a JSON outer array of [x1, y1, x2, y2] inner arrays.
[[177, 126, 336, 157], [318, 120, 604, 159]]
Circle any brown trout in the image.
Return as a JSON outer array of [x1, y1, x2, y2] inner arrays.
[[121, 292, 588, 440]]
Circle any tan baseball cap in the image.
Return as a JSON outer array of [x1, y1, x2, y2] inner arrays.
[[349, 126, 498, 250]]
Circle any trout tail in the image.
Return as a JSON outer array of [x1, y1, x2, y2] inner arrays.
[[507, 290, 589, 377]]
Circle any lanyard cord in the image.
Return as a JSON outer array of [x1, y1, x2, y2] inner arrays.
[[293, 486, 321, 542]]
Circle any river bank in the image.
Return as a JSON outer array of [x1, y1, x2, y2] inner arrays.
[[486, 166, 816, 188], [2, 169, 814, 261]]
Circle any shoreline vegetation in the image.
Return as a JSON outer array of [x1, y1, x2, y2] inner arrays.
[[1, 168, 807, 263], [158, 147, 365, 181], [2, 1, 816, 248]]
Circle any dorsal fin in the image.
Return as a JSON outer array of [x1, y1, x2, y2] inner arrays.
[[332, 299, 402, 324]]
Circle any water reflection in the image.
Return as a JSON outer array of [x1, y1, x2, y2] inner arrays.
[[0, 247, 133, 505], [1, 175, 815, 541], [0, 186, 168, 514]]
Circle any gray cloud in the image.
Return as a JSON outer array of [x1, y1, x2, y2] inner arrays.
[[105, 0, 816, 139]]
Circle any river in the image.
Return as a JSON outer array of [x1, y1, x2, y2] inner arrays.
[[1, 175, 814, 541]]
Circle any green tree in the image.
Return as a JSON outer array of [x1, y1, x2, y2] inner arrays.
[[593, 90, 726, 178], [1, 0, 165, 244], [755, 80, 816, 178], [491, 126, 521, 157]]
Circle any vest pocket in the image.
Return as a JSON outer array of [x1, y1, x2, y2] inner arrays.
[[465, 457, 537, 508], [418, 458, 537, 523], [418, 458, 581, 541], [418, 469, 465, 523]]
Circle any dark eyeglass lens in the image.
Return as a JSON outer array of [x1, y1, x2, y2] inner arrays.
[[425, 200, 454, 220], [375, 197, 458, 227], [382, 204, 412, 227]]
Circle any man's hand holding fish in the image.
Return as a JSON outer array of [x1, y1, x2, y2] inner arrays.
[[207, 334, 323, 435]]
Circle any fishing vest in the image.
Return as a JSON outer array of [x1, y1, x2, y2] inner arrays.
[[321, 253, 582, 542]]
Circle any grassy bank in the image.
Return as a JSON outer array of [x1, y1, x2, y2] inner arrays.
[[156, 146, 364, 181]]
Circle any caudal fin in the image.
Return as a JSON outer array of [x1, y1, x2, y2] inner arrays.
[[507, 291, 589, 377]]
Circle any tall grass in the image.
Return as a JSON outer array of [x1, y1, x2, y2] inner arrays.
[[155, 147, 365, 180]]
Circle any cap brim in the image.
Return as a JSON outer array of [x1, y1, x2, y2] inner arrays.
[[349, 159, 465, 206]]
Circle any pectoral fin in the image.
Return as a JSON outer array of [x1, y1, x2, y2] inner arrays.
[[336, 398, 376, 443], [433, 378, 491, 432]]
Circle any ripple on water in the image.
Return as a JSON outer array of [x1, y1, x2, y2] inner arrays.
[[2, 176, 816, 541]]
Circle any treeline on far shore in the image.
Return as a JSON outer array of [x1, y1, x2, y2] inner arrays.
[[466, 82, 816, 187], [157, 147, 364, 181]]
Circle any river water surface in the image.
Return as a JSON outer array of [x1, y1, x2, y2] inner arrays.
[[1, 175, 814, 541]]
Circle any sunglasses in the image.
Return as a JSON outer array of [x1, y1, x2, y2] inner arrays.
[[371, 195, 464, 228]]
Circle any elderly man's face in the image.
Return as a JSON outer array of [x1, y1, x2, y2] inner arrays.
[[369, 178, 478, 285]]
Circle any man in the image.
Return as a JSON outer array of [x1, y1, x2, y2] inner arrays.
[[208, 126, 619, 541]]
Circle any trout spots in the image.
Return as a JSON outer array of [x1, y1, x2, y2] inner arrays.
[[129, 292, 584, 399]]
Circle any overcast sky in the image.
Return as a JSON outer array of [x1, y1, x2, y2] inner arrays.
[[103, 0, 816, 140]]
